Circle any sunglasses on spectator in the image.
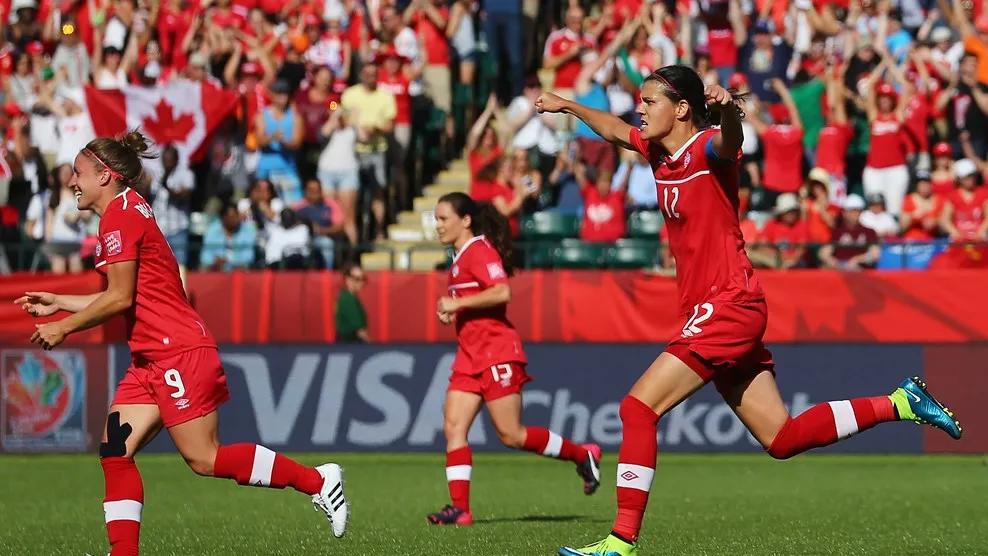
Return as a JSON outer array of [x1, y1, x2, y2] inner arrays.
[[348, 273, 366, 282]]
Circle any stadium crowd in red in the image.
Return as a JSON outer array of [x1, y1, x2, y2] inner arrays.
[[0, 0, 984, 274]]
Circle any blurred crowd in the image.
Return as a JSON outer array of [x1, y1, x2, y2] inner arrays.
[[0, 0, 985, 274]]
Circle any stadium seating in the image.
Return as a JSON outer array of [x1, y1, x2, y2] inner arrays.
[[520, 212, 581, 240], [627, 211, 663, 238], [608, 239, 660, 268]]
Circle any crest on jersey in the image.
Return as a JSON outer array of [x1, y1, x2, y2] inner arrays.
[[95, 240, 101, 258], [103, 231, 122, 256], [684, 151, 691, 167], [487, 262, 506, 280], [452, 265, 459, 277]]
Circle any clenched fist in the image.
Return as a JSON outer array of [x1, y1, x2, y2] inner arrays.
[[535, 92, 567, 114]]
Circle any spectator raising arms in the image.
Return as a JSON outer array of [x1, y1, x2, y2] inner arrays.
[[254, 79, 305, 205]]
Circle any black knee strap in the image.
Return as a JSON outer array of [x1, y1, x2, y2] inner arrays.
[[99, 411, 133, 458]]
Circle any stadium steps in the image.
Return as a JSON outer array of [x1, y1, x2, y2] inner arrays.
[[359, 160, 469, 270]]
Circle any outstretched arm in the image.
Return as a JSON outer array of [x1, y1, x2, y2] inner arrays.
[[536, 93, 636, 150], [708, 84, 745, 158]]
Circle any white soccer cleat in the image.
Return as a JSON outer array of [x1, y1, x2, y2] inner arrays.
[[312, 463, 348, 538]]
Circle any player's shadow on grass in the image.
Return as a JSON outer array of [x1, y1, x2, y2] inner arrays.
[[473, 514, 609, 525]]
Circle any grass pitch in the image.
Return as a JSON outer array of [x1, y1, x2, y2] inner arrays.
[[0, 453, 985, 555]]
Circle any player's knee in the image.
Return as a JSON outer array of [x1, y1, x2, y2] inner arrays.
[[443, 419, 469, 444], [765, 419, 795, 460], [495, 426, 526, 449], [184, 454, 216, 476], [100, 411, 134, 459], [619, 395, 660, 428]]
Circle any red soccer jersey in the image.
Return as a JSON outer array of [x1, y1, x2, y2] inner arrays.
[[95, 188, 216, 360], [543, 29, 596, 89], [377, 70, 411, 125], [447, 236, 526, 376], [903, 95, 930, 155], [760, 124, 804, 193], [580, 185, 626, 242], [411, 7, 450, 65], [816, 122, 853, 177], [629, 127, 764, 315], [759, 218, 809, 260], [866, 114, 907, 168], [947, 188, 988, 240]]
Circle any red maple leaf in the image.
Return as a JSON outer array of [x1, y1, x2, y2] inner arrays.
[[141, 98, 195, 144]]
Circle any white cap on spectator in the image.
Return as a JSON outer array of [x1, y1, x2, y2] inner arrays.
[[144, 61, 162, 79], [774, 193, 801, 215], [954, 158, 979, 179], [842, 194, 866, 211], [808, 167, 830, 186], [189, 52, 209, 68], [12, 0, 37, 11], [324, 3, 345, 21], [59, 87, 85, 108], [931, 26, 953, 43]]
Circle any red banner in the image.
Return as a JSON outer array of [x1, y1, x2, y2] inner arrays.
[[2, 270, 988, 344]]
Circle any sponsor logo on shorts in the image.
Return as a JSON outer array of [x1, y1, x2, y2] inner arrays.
[[103, 231, 122, 256], [175, 398, 190, 410]]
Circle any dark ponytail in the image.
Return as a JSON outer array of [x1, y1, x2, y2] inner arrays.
[[438, 192, 515, 276], [644, 65, 749, 127]]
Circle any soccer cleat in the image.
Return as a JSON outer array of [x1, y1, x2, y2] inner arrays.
[[890, 377, 963, 440], [559, 534, 637, 556], [577, 444, 602, 495], [312, 463, 349, 538], [426, 504, 473, 526]]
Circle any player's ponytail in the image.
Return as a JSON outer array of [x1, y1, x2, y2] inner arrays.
[[438, 192, 515, 277], [645, 65, 749, 127], [82, 128, 158, 190]]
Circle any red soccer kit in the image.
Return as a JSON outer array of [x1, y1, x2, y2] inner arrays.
[[96, 188, 229, 426], [866, 114, 907, 169], [629, 127, 773, 388], [760, 124, 804, 193], [947, 188, 988, 240], [446, 235, 530, 401], [816, 122, 853, 178]]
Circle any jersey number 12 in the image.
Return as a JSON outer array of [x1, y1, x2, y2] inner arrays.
[[661, 186, 680, 220]]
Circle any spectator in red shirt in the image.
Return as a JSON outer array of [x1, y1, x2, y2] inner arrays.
[[579, 167, 626, 243], [542, 5, 596, 101], [803, 168, 840, 243], [818, 194, 881, 270], [471, 156, 531, 238], [749, 79, 804, 206], [405, 0, 452, 135], [940, 158, 988, 242], [900, 170, 945, 241], [862, 58, 910, 216], [930, 141, 956, 195], [753, 193, 809, 269], [465, 93, 502, 188]]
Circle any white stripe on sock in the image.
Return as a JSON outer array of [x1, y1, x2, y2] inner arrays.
[[616, 463, 654, 492], [103, 500, 143, 523], [446, 465, 472, 482], [542, 431, 563, 457], [249, 445, 276, 486], [829, 400, 859, 439]]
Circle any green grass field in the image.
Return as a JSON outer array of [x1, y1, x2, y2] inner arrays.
[[1, 453, 986, 555]]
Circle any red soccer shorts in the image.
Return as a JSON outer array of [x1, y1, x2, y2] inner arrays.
[[112, 347, 231, 428], [448, 362, 532, 402], [664, 297, 776, 397]]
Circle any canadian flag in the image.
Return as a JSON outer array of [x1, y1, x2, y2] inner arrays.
[[85, 79, 239, 164]]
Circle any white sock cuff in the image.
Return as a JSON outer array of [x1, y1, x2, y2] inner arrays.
[[249, 445, 276, 486], [542, 431, 563, 458], [104, 500, 143, 523], [446, 464, 472, 482]]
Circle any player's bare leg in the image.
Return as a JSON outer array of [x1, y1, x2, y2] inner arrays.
[[487, 393, 602, 495], [720, 369, 962, 458], [560, 352, 705, 556], [168, 412, 349, 538], [100, 404, 162, 556], [429, 390, 483, 525]]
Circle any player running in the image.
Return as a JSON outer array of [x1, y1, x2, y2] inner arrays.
[[427, 192, 601, 526], [18, 131, 348, 555], [534, 66, 963, 556]]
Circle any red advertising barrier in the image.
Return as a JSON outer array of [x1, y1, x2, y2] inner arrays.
[[2, 270, 988, 344]]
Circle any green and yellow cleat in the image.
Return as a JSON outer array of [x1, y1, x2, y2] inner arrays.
[[890, 377, 962, 440], [559, 535, 637, 556]]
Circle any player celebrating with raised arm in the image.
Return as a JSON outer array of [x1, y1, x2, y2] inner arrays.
[[17, 131, 349, 555], [535, 66, 963, 556], [427, 192, 601, 526]]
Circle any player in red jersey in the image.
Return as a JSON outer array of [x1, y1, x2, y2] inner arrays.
[[17, 132, 348, 555], [426, 192, 602, 526], [535, 65, 963, 556]]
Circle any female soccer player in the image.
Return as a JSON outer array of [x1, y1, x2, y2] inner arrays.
[[18, 131, 349, 555], [427, 192, 601, 526], [535, 65, 963, 556]]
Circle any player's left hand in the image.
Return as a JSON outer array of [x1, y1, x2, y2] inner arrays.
[[437, 311, 455, 325], [31, 322, 67, 351], [437, 296, 460, 314], [705, 84, 734, 106]]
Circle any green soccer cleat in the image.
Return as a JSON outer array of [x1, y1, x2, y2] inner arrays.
[[559, 535, 637, 556], [889, 377, 962, 440]]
